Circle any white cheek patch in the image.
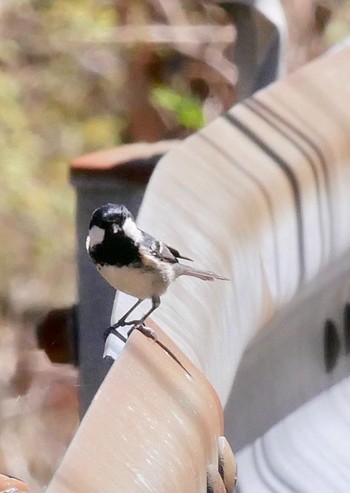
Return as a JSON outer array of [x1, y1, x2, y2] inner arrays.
[[122, 217, 143, 243], [88, 225, 105, 248]]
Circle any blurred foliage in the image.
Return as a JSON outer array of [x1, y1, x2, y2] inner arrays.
[[325, 0, 350, 45], [0, 0, 124, 313], [152, 85, 204, 129], [0, 0, 349, 317], [0, 0, 234, 315], [281, 0, 350, 69]]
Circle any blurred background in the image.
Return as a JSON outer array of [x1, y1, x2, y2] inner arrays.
[[0, 0, 349, 490]]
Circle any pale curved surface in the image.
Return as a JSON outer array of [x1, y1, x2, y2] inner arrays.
[[236, 376, 350, 492], [0, 473, 30, 492], [225, 248, 350, 449], [127, 46, 350, 404], [46, 329, 225, 493]]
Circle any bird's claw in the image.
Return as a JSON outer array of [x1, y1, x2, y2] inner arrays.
[[103, 327, 112, 341], [112, 319, 127, 328], [103, 326, 127, 343], [127, 321, 144, 338], [135, 324, 157, 341], [105, 317, 138, 336], [125, 322, 157, 341], [104, 321, 190, 377], [103, 319, 151, 343], [113, 318, 145, 329]]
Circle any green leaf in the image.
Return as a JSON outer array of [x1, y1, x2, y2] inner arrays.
[[152, 85, 205, 130]]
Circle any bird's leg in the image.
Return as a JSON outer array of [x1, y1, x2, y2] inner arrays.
[[113, 298, 144, 327], [103, 298, 144, 340], [107, 296, 192, 377], [123, 296, 161, 328], [104, 297, 159, 340]]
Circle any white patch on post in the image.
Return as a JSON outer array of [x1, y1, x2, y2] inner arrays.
[[122, 217, 143, 243], [88, 225, 105, 248]]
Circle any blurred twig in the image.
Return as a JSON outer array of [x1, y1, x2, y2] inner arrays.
[[50, 24, 234, 44], [49, 24, 236, 84]]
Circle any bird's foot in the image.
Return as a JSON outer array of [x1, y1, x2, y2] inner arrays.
[[112, 317, 146, 329], [106, 322, 191, 377], [110, 318, 127, 328], [127, 322, 157, 342], [105, 315, 140, 334], [103, 325, 127, 343]]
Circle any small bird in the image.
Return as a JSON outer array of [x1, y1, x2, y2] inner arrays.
[[86, 203, 227, 333]]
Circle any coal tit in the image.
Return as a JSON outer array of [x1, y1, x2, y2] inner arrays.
[[86, 203, 228, 331]]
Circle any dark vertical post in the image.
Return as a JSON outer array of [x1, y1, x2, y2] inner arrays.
[[213, 0, 286, 99], [70, 141, 179, 414]]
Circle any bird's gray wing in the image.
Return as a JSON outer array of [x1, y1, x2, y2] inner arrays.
[[165, 244, 193, 262], [141, 231, 192, 263]]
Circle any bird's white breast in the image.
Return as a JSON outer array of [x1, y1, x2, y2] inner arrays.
[[97, 263, 174, 299]]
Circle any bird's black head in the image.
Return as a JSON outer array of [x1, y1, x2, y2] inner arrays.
[[87, 203, 141, 266], [89, 203, 133, 231]]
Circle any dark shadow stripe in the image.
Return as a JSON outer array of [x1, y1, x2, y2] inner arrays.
[[197, 133, 282, 296], [224, 112, 305, 285], [243, 98, 326, 260], [244, 98, 327, 263], [270, 93, 335, 254]]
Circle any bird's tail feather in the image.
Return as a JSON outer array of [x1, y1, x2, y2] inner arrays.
[[177, 265, 229, 281]]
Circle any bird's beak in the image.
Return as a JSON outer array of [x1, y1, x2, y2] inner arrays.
[[111, 223, 120, 234]]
